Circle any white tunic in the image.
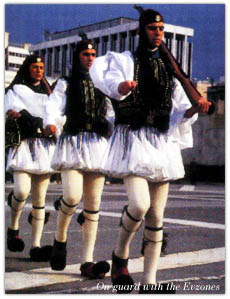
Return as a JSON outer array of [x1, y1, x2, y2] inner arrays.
[[89, 51, 198, 182], [5, 84, 63, 174], [45, 79, 114, 172]]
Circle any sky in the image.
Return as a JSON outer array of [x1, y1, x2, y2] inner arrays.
[[5, 2, 225, 81]]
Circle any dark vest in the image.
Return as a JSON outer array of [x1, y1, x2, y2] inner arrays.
[[111, 49, 174, 133], [63, 72, 109, 137]]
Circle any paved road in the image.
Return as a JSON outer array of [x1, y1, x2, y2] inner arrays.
[[5, 182, 225, 294]]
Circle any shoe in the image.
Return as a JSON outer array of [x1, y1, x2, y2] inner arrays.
[[30, 245, 53, 262], [111, 251, 134, 294], [7, 228, 25, 252], [139, 283, 176, 294], [80, 261, 110, 279], [50, 239, 67, 271]]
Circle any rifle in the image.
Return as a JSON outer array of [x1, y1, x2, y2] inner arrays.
[[42, 77, 52, 95], [160, 41, 215, 115]]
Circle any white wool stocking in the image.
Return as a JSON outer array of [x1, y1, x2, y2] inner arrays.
[[30, 174, 51, 248], [142, 182, 169, 285], [56, 170, 83, 243], [11, 172, 31, 230], [81, 173, 105, 263], [115, 176, 151, 259]]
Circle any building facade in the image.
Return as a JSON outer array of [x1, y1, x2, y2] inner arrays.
[[181, 77, 225, 182], [5, 32, 30, 71], [5, 32, 31, 86], [30, 17, 194, 80]]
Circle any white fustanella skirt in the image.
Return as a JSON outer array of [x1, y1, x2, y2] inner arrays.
[[6, 138, 56, 175], [51, 132, 108, 173], [100, 125, 185, 182]]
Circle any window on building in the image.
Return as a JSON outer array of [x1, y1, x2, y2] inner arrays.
[[94, 38, 100, 54], [187, 42, 192, 78], [8, 63, 21, 69], [164, 33, 173, 51], [111, 34, 117, 52], [62, 45, 67, 77], [120, 32, 127, 52], [41, 49, 46, 66], [129, 30, 136, 52], [69, 43, 75, 65], [176, 35, 184, 67], [5, 48, 8, 70], [47, 48, 52, 77], [102, 36, 108, 55], [54, 47, 60, 72]]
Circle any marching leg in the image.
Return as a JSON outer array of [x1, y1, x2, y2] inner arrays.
[[50, 170, 83, 270], [111, 176, 150, 293], [29, 174, 52, 262], [79, 173, 110, 279], [7, 172, 31, 252], [139, 182, 175, 293]]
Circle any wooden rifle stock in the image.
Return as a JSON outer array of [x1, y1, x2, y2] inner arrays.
[[160, 42, 215, 115], [42, 77, 52, 95]]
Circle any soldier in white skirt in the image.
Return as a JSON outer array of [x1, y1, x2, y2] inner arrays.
[[46, 38, 112, 278], [89, 8, 211, 293], [5, 55, 62, 262]]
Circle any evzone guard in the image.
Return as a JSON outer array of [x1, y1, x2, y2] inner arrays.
[[45, 36, 114, 278], [90, 7, 211, 293], [5, 55, 63, 262]]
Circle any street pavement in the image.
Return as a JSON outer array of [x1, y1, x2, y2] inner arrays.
[[5, 182, 225, 294]]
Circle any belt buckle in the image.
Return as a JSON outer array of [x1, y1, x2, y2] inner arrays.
[[146, 111, 154, 125], [86, 123, 92, 130]]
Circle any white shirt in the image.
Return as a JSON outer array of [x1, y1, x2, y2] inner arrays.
[[89, 50, 198, 149]]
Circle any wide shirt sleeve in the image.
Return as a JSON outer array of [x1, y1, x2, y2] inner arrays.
[[90, 51, 198, 149], [90, 51, 134, 100], [169, 78, 198, 149], [5, 84, 48, 126], [43, 78, 67, 131]]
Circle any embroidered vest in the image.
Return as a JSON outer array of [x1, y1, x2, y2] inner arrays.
[[63, 73, 109, 137], [112, 52, 174, 133]]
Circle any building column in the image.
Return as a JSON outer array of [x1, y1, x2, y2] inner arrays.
[[61, 44, 68, 77], [118, 33, 122, 52], [107, 35, 111, 52], [182, 35, 188, 74], [53, 46, 61, 79], [45, 49, 49, 77], [125, 31, 129, 51], [171, 32, 176, 58], [134, 34, 139, 51], [59, 45, 63, 77], [189, 42, 193, 79], [51, 47, 56, 78], [47, 48, 53, 78], [97, 37, 102, 56], [110, 34, 118, 52], [40, 49, 47, 75], [67, 44, 72, 76]]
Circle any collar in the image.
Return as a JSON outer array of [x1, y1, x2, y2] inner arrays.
[[148, 48, 160, 59]]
